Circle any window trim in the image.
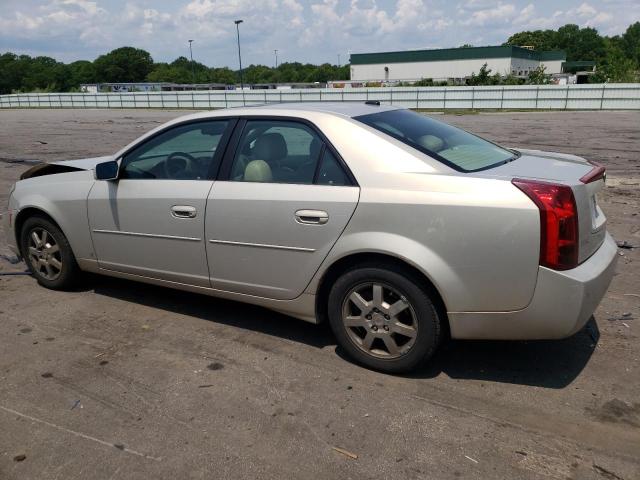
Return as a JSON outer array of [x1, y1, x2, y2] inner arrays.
[[117, 118, 238, 181], [217, 115, 358, 187]]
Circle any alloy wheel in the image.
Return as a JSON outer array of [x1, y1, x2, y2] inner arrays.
[[27, 227, 62, 281], [341, 282, 418, 359]]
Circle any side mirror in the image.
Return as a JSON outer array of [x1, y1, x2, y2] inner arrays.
[[95, 160, 119, 181]]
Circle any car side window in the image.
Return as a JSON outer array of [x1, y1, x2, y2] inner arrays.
[[230, 120, 323, 184], [120, 120, 230, 180], [316, 149, 350, 186]]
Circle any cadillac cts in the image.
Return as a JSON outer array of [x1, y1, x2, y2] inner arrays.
[[2, 103, 617, 372]]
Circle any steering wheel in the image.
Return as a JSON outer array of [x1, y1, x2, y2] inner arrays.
[[164, 152, 197, 179]]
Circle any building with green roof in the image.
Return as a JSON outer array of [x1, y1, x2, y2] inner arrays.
[[349, 45, 566, 83]]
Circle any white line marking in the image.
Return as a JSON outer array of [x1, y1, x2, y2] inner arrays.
[[0, 405, 161, 461]]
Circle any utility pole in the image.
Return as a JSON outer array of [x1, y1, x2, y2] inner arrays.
[[188, 40, 195, 85], [274, 49, 278, 69], [234, 20, 244, 90], [337, 53, 340, 66]]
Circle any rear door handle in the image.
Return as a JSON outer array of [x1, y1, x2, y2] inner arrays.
[[171, 205, 197, 218], [295, 209, 329, 225]]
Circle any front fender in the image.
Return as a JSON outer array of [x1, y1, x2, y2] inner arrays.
[[12, 171, 96, 260]]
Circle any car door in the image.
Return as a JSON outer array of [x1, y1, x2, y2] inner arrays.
[[205, 118, 360, 300], [88, 119, 235, 286]]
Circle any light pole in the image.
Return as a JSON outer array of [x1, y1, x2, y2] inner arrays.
[[234, 20, 244, 90], [274, 49, 278, 69], [337, 53, 340, 66], [188, 39, 195, 84]]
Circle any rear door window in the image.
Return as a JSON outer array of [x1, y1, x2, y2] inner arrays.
[[229, 120, 330, 184], [355, 109, 517, 172]]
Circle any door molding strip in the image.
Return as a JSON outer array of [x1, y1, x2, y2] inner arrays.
[[93, 229, 201, 242], [208, 239, 315, 252]]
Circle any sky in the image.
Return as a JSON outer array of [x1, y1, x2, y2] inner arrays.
[[0, 0, 639, 68]]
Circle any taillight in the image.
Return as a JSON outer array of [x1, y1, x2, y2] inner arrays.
[[512, 179, 579, 270]]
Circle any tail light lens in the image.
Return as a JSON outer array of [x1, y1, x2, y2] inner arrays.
[[512, 179, 579, 270]]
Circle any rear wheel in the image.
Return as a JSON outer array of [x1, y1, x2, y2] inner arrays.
[[20, 215, 80, 290], [328, 265, 443, 373]]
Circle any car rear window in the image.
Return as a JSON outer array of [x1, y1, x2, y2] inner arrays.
[[354, 109, 517, 172]]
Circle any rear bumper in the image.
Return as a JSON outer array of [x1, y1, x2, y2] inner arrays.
[[449, 232, 618, 340]]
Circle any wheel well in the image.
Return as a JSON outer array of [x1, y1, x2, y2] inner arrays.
[[315, 252, 449, 335], [14, 208, 61, 256]]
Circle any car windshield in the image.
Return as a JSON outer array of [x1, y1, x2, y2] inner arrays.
[[354, 109, 517, 172]]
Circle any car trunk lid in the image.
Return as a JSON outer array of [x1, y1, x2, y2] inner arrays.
[[481, 149, 607, 264]]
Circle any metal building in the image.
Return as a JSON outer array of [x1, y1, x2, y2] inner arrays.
[[349, 45, 566, 83]]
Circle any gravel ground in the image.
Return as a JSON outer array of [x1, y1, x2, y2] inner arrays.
[[0, 109, 638, 480]]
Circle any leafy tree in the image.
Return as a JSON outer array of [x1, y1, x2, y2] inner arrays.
[[504, 29, 559, 51], [621, 22, 640, 66], [506, 24, 607, 62], [591, 37, 638, 83], [468, 63, 497, 85], [501, 74, 523, 85], [0, 53, 25, 93], [209, 67, 238, 84], [413, 78, 435, 86], [93, 47, 154, 83], [556, 24, 606, 62], [68, 60, 97, 86], [527, 65, 550, 84]]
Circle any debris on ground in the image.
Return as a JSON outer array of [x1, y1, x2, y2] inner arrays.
[[13, 454, 26, 462], [616, 240, 637, 250], [332, 446, 358, 459], [0, 254, 21, 264], [464, 455, 479, 464], [592, 463, 624, 480]]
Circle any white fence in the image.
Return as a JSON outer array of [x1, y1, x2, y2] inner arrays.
[[1, 83, 639, 110]]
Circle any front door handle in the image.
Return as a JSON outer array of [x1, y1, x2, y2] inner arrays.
[[171, 205, 197, 219], [295, 209, 329, 225]]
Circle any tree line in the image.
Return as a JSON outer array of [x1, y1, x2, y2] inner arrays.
[[504, 22, 640, 83], [0, 46, 349, 94], [1, 22, 638, 94]]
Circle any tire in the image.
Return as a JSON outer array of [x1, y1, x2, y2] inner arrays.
[[20, 215, 80, 290], [328, 264, 443, 373]]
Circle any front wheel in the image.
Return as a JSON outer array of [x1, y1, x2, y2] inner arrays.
[[328, 265, 443, 373], [20, 215, 80, 290]]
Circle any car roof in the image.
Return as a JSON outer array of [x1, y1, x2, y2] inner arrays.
[[113, 102, 400, 159], [246, 101, 400, 118]]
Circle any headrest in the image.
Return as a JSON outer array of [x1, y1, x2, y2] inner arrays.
[[416, 134, 444, 152], [253, 133, 288, 163], [244, 160, 272, 182]]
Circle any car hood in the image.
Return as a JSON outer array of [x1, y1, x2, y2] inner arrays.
[[20, 156, 113, 180], [50, 156, 113, 170]]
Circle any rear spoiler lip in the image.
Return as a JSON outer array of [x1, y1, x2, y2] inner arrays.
[[579, 162, 606, 184]]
